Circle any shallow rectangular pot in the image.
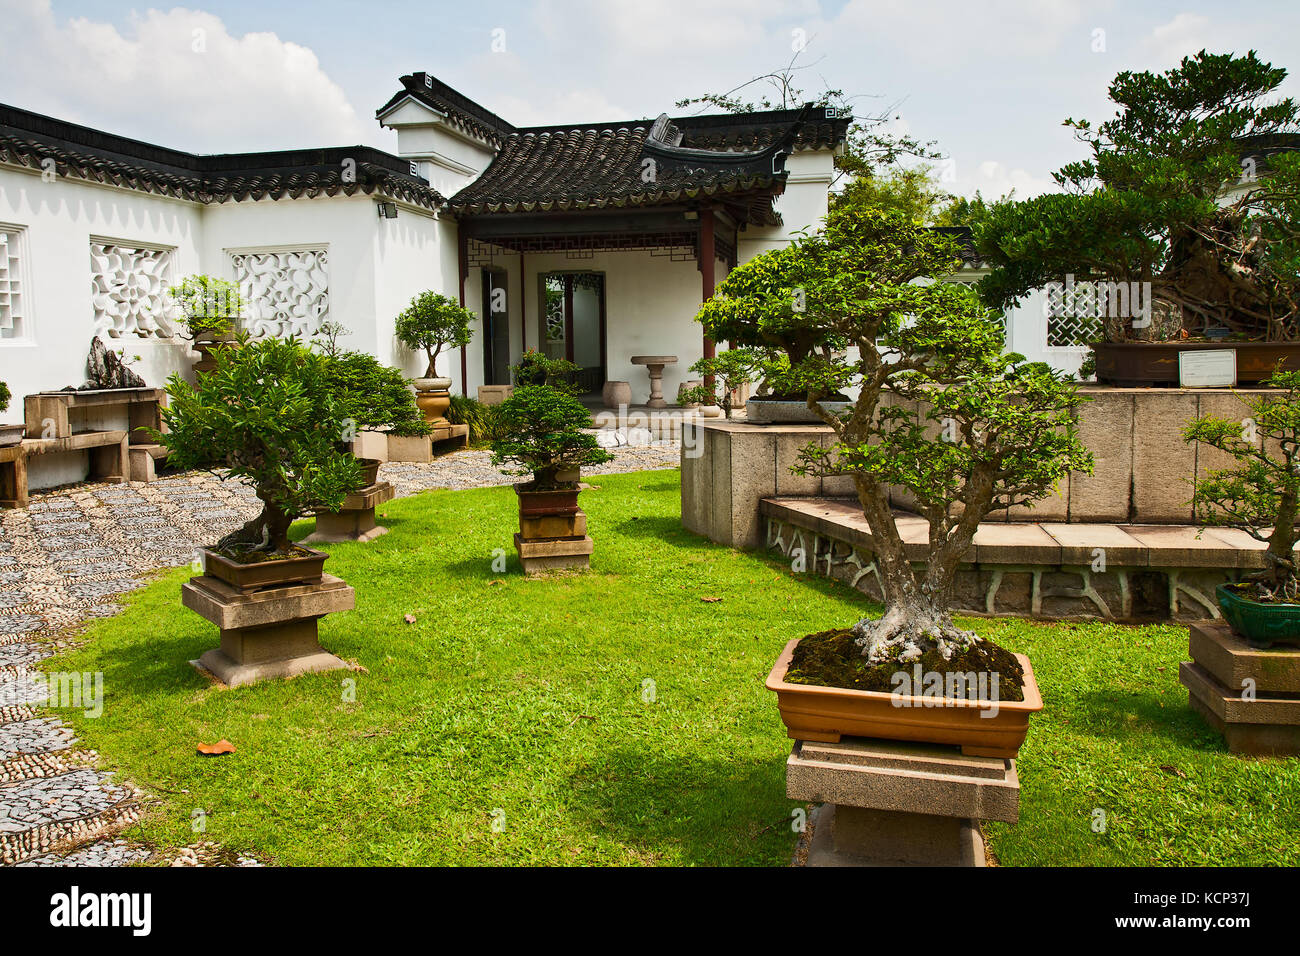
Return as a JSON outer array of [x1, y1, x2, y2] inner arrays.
[[202, 546, 328, 592], [765, 638, 1043, 758], [515, 483, 581, 518], [1092, 341, 1300, 387]]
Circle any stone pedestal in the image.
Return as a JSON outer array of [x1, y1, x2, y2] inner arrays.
[[514, 503, 594, 574], [430, 422, 470, 451], [305, 482, 394, 543], [1181, 620, 1300, 756], [181, 573, 354, 688], [787, 737, 1019, 867], [631, 355, 677, 409]]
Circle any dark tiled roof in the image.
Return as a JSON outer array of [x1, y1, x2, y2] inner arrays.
[[0, 104, 444, 209], [376, 73, 515, 147], [449, 105, 846, 222]]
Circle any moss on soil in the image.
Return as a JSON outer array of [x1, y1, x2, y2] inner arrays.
[[785, 628, 1026, 702]]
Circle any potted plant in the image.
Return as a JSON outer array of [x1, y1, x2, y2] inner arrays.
[[394, 291, 475, 425], [168, 274, 245, 374], [697, 245, 852, 422], [0, 381, 22, 447], [512, 349, 583, 393], [973, 52, 1300, 387], [710, 186, 1092, 756], [678, 349, 762, 420], [491, 384, 613, 572], [154, 335, 362, 589], [320, 346, 431, 478], [1185, 368, 1300, 647]]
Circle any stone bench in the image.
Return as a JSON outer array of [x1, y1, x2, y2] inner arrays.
[[760, 496, 1275, 623]]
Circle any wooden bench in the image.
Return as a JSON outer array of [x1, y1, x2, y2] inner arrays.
[[0, 431, 129, 508]]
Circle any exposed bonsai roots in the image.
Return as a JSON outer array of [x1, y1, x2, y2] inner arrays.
[[852, 604, 980, 665]]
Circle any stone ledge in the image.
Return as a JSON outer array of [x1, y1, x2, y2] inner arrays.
[[181, 574, 355, 630], [1179, 661, 1300, 726], [1190, 620, 1300, 693]]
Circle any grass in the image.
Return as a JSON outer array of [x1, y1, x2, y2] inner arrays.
[[46, 470, 1300, 866]]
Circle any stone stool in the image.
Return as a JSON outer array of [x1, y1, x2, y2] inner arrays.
[[305, 481, 395, 543], [787, 737, 1019, 866]]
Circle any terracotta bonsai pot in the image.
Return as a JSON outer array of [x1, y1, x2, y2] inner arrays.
[[1092, 341, 1300, 387], [515, 482, 581, 518], [765, 638, 1044, 758], [414, 376, 452, 425], [0, 424, 23, 447], [202, 546, 328, 592], [355, 457, 382, 487], [602, 380, 632, 409]]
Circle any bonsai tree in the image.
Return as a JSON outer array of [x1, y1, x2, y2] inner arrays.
[[394, 291, 474, 378], [491, 385, 613, 488], [700, 188, 1093, 665], [167, 274, 244, 338], [155, 336, 362, 556], [1185, 368, 1300, 599], [679, 349, 763, 418], [320, 349, 431, 443], [511, 349, 582, 394], [0, 380, 10, 414], [973, 51, 1300, 342]]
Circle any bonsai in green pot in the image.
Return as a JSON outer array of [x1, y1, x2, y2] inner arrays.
[[491, 384, 613, 573], [1185, 368, 1300, 647], [394, 291, 475, 425], [168, 274, 245, 374], [0, 380, 23, 446]]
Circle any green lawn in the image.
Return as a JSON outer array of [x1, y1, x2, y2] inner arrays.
[[48, 470, 1300, 866]]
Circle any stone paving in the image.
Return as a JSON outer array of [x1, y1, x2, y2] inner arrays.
[[0, 442, 679, 867]]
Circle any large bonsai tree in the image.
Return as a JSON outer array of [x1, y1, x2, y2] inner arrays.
[[394, 291, 475, 378], [700, 190, 1093, 664], [167, 274, 245, 338], [156, 336, 362, 556], [491, 385, 613, 488], [1185, 368, 1300, 598], [511, 349, 582, 394], [973, 51, 1300, 341], [321, 349, 431, 440]]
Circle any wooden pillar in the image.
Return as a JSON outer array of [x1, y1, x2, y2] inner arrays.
[[520, 252, 527, 353], [563, 274, 575, 363], [458, 231, 469, 396], [700, 208, 717, 390]]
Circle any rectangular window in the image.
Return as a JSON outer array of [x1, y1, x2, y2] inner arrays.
[[0, 226, 29, 341]]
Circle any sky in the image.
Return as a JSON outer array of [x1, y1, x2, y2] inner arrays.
[[1, 0, 1298, 199]]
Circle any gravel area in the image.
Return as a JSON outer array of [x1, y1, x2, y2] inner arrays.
[[0, 442, 679, 866]]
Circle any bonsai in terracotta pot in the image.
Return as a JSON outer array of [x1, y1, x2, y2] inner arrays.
[[713, 186, 1093, 757], [973, 52, 1300, 386], [394, 290, 474, 425], [0, 381, 22, 447], [490, 384, 613, 573], [678, 349, 761, 420], [1185, 368, 1300, 647], [168, 274, 245, 375]]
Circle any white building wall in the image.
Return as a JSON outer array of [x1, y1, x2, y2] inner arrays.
[[738, 149, 835, 262]]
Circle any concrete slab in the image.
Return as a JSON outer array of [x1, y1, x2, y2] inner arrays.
[[1040, 523, 1148, 567]]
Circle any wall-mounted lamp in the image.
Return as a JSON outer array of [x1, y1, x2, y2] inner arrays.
[[377, 202, 398, 219]]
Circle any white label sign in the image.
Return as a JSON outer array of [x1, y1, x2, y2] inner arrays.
[[1179, 349, 1237, 388]]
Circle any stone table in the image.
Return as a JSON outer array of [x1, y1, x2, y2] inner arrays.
[[630, 355, 677, 409]]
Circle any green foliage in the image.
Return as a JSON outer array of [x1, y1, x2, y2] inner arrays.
[[321, 350, 430, 439], [167, 274, 244, 338], [0, 380, 9, 414], [679, 349, 763, 419], [491, 385, 613, 486], [1184, 368, 1300, 589], [974, 51, 1300, 341], [511, 349, 582, 393], [446, 395, 508, 446], [155, 336, 361, 554], [394, 291, 475, 377], [830, 166, 954, 224]]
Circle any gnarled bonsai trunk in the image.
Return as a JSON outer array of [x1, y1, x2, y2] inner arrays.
[[216, 498, 294, 556]]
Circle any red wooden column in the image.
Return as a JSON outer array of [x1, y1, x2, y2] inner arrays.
[[699, 208, 717, 390], [520, 252, 527, 352], [457, 230, 469, 396]]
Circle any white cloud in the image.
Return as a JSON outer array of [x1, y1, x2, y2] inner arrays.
[[1145, 12, 1214, 64], [0, 0, 374, 152], [957, 159, 1058, 200]]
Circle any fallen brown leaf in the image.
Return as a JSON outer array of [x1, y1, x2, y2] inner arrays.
[[701, 596, 722, 603], [1159, 764, 1186, 778], [403, 613, 416, 624], [197, 740, 235, 757]]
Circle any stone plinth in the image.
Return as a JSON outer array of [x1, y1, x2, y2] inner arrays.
[[182, 573, 354, 688], [788, 738, 1018, 866], [431, 422, 469, 450], [305, 482, 394, 543], [513, 531, 594, 574], [1181, 620, 1300, 756]]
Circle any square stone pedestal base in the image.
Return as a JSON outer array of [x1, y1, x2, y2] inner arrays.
[[304, 482, 395, 543], [1182, 620, 1300, 756], [182, 573, 355, 688], [513, 532, 594, 574], [787, 738, 1019, 867], [430, 422, 469, 452]]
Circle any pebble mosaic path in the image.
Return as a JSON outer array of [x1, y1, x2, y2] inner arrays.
[[0, 442, 679, 867]]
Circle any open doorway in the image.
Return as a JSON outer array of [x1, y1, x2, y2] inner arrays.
[[539, 272, 605, 394], [481, 268, 510, 386]]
